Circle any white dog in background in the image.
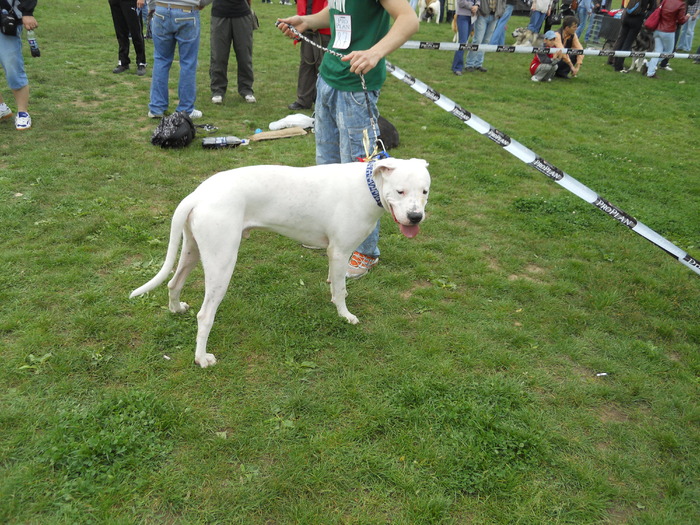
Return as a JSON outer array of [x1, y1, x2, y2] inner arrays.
[[130, 158, 431, 368], [419, 0, 441, 22]]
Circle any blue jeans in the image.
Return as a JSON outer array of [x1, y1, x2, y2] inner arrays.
[[466, 14, 497, 68], [489, 4, 514, 46], [677, 16, 697, 51], [451, 15, 473, 72], [149, 6, 200, 115], [576, 7, 591, 39], [315, 76, 381, 257], [0, 29, 28, 90], [527, 11, 548, 34], [648, 30, 676, 76]]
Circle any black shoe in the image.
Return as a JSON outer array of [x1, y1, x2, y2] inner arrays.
[[287, 101, 311, 110], [113, 64, 129, 74], [136, 64, 146, 76], [465, 67, 475, 72], [475, 66, 488, 72]]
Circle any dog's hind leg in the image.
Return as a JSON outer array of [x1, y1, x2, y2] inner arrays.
[[192, 227, 242, 368], [167, 224, 200, 314], [327, 246, 359, 325]]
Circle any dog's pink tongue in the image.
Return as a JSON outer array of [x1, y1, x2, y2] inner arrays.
[[400, 224, 420, 238]]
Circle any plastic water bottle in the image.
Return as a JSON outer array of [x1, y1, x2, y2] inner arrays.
[[27, 30, 40, 58], [201, 136, 245, 149]]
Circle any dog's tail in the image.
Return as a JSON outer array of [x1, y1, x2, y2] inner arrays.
[[129, 195, 194, 299]]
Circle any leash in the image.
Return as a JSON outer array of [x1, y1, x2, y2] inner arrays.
[[275, 21, 386, 162]]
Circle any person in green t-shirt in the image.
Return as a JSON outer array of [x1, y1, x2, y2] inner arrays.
[[278, 0, 418, 279]]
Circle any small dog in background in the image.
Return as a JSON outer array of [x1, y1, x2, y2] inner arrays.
[[419, 0, 441, 22], [624, 28, 655, 73], [512, 27, 544, 47]]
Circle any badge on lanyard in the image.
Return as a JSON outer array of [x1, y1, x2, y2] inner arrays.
[[333, 14, 352, 50]]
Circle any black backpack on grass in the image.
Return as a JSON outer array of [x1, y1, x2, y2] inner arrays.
[[151, 112, 196, 149]]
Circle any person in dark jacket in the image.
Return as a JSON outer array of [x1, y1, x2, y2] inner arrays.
[[610, 0, 657, 72], [209, 0, 257, 105], [0, 0, 37, 130]]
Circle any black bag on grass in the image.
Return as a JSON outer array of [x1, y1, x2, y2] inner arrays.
[[151, 112, 196, 149]]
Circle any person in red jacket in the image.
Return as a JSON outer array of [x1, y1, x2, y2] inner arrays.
[[287, 0, 330, 110], [647, 0, 689, 78]]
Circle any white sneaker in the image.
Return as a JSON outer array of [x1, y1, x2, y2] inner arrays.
[[244, 94, 256, 104], [531, 75, 540, 82], [15, 112, 31, 130], [148, 111, 162, 119], [189, 109, 202, 119], [211, 95, 223, 104], [0, 103, 13, 121], [661, 65, 673, 71]]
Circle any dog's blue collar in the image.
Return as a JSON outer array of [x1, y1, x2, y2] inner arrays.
[[365, 160, 383, 208]]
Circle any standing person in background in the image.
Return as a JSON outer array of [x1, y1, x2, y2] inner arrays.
[[109, 0, 147, 76], [528, 0, 553, 34], [465, 0, 505, 73], [209, 0, 257, 105], [489, 0, 516, 46], [287, 0, 329, 110], [576, 0, 596, 41], [677, 0, 698, 51], [611, 0, 656, 72], [0, 0, 37, 130], [451, 0, 478, 75], [646, 0, 689, 78], [276, 0, 419, 278], [146, 0, 212, 120]]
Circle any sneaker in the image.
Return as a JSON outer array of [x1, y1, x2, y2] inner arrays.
[[346, 251, 378, 279], [531, 75, 540, 82], [212, 95, 223, 104], [148, 111, 163, 119], [465, 67, 475, 72], [453, 70, 463, 76], [661, 65, 673, 71], [244, 94, 257, 104], [15, 111, 31, 130], [287, 101, 310, 110], [189, 109, 202, 119], [136, 64, 146, 76], [0, 104, 13, 121], [475, 66, 488, 72], [113, 64, 129, 74]]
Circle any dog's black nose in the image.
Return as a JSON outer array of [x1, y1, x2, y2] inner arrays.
[[407, 211, 423, 224]]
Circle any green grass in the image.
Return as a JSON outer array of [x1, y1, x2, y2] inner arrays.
[[1, 2, 699, 523]]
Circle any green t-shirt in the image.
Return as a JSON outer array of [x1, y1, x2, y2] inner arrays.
[[320, 0, 390, 92]]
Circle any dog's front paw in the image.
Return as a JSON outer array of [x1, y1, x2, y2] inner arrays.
[[170, 301, 190, 314], [344, 313, 359, 325], [195, 353, 217, 368]]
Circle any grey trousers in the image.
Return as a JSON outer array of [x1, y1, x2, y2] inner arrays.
[[532, 59, 560, 82], [295, 31, 331, 108], [209, 14, 255, 98]]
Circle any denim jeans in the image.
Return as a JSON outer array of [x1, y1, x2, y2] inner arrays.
[[0, 29, 27, 90], [677, 16, 697, 51], [647, 30, 675, 77], [575, 7, 591, 39], [149, 6, 200, 115], [527, 11, 547, 34], [466, 14, 497, 68], [489, 4, 514, 46], [451, 15, 473, 72], [315, 76, 381, 257]]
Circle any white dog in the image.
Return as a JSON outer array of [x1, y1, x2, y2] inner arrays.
[[418, 0, 441, 22], [130, 158, 431, 368]]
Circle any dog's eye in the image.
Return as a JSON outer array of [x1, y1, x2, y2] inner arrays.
[[423, 190, 428, 195], [397, 190, 405, 195]]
